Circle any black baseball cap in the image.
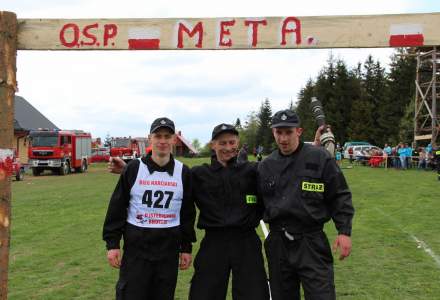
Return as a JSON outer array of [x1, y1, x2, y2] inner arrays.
[[150, 117, 175, 134], [211, 123, 239, 140], [271, 109, 300, 128]]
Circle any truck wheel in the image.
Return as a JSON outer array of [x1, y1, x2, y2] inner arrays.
[[77, 160, 87, 173], [32, 168, 41, 176], [16, 169, 25, 181], [59, 162, 70, 176]]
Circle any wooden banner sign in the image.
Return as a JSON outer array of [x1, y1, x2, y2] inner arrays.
[[17, 12, 440, 50]]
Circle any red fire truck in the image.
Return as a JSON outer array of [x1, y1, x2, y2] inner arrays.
[[0, 149, 25, 181], [28, 129, 92, 176], [110, 137, 149, 162]]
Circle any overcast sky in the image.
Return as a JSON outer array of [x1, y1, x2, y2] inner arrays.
[[4, 0, 440, 144]]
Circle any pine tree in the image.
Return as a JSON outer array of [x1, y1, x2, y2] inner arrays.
[[384, 48, 416, 145], [256, 98, 273, 153], [288, 99, 296, 111], [296, 80, 316, 141], [240, 111, 259, 152], [104, 133, 112, 147]]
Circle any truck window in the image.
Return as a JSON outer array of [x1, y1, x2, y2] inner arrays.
[[60, 136, 72, 145], [31, 136, 58, 147]]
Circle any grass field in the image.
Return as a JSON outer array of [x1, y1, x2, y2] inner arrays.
[[8, 159, 440, 299]]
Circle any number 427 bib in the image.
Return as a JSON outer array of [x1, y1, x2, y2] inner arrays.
[[127, 159, 184, 228]]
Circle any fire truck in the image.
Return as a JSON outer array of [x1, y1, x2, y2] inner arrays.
[[28, 129, 92, 176], [0, 149, 25, 181], [110, 137, 149, 162]]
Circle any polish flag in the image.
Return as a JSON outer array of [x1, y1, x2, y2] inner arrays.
[[128, 28, 161, 50], [389, 24, 424, 47]]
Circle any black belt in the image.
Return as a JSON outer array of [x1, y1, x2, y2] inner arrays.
[[204, 227, 256, 236], [269, 224, 323, 241]]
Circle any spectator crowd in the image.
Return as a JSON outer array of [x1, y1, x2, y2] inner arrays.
[[337, 143, 438, 171]]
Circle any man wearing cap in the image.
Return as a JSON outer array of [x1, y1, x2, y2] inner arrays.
[[103, 117, 196, 300], [258, 109, 354, 300], [434, 144, 440, 181], [188, 123, 269, 300]]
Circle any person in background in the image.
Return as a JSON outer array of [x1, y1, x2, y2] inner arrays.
[[237, 143, 249, 163], [418, 147, 427, 169], [398, 143, 407, 170], [383, 144, 392, 168]]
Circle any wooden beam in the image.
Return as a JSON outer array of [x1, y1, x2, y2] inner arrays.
[[414, 134, 432, 140], [0, 11, 17, 300], [17, 12, 440, 50]]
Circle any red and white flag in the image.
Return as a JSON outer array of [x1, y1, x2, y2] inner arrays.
[[128, 28, 161, 50], [389, 24, 424, 47]]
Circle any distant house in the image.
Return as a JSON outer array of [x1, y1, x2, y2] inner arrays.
[[174, 131, 199, 156], [14, 96, 59, 163]]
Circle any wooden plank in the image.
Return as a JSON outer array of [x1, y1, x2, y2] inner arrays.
[[16, 13, 440, 50], [0, 11, 17, 300], [414, 134, 432, 140]]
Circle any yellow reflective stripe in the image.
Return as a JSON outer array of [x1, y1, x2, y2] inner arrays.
[[246, 195, 257, 204], [301, 181, 325, 192], [435, 150, 440, 155]]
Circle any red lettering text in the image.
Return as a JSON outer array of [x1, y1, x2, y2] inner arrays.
[[244, 19, 267, 47], [103, 24, 118, 46], [59, 23, 80, 48], [281, 17, 301, 46], [177, 22, 204, 48], [59, 23, 118, 48], [219, 20, 235, 47], [82, 23, 98, 46]]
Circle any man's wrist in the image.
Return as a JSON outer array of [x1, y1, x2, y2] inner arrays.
[[337, 229, 351, 236]]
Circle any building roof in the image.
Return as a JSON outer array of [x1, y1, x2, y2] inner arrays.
[[14, 96, 59, 131], [176, 134, 199, 154]]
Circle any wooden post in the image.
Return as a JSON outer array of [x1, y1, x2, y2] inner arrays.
[[0, 11, 17, 300]]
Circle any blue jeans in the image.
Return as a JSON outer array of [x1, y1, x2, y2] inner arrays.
[[400, 156, 407, 169]]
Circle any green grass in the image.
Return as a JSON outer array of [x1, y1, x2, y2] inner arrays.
[[8, 159, 440, 299]]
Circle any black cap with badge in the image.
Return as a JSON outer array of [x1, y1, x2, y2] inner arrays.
[[271, 109, 301, 128], [211, 123, 239, 140], [150, 117, 175, 134]]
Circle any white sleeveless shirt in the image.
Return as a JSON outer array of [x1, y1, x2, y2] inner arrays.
[[127, 158, 184, 228]]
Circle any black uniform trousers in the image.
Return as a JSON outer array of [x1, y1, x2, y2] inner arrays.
[[436, 159, 440, 180], [116, 250, 179, 300], [189, 229, 269, 300], [264, 230, 335, 300]]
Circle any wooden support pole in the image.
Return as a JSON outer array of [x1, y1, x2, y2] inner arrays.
[[0, 11, 17, 300]]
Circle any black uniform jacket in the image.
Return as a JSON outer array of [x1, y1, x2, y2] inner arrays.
[[258, 142, 354, 236], [192, 156, 264, 230], [102, 154, 196, 259]]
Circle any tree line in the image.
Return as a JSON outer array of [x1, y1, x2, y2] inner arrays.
[[197, 48, 417, 156]]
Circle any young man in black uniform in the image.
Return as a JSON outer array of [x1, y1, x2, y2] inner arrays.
[[103, 117, 196, 300], [258, 110, 354, 300], [434, 145, 440, 181], [189, 124, 269, 300]]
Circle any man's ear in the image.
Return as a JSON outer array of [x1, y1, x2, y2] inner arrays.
[[171, 134, 177, 145], [296, 127, 304, 136]]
